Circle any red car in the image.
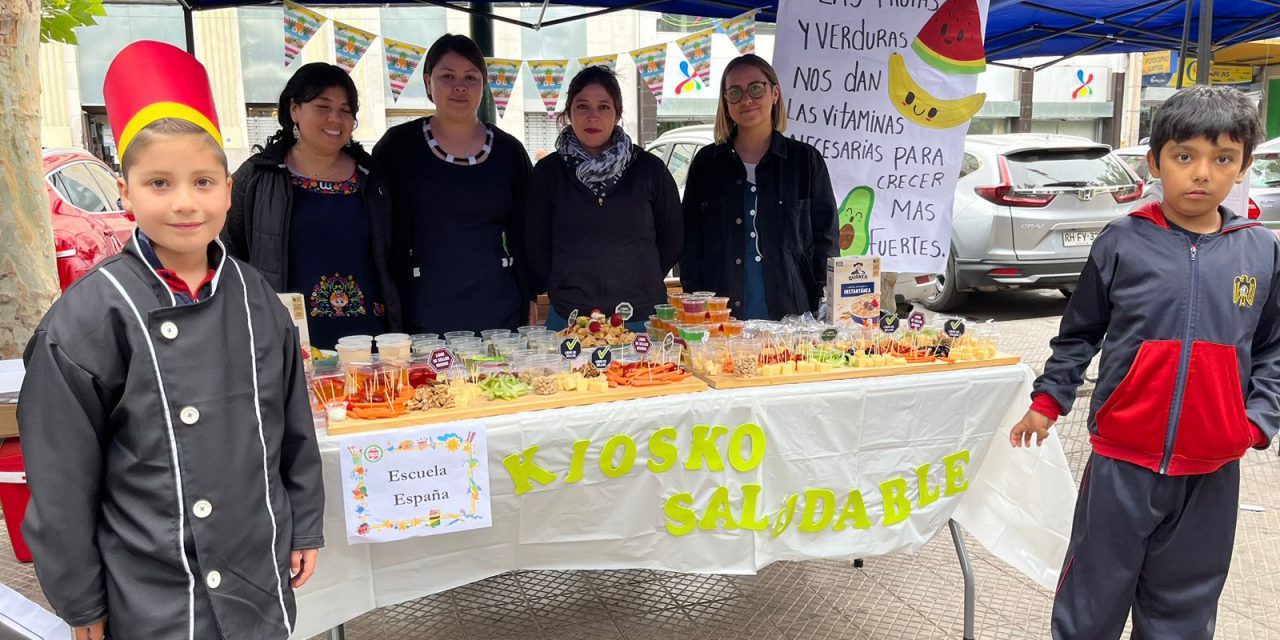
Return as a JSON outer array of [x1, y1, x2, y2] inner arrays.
[[43, 148, 132, 290]]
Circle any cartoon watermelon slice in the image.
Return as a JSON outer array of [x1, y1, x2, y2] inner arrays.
[[911, 0, 986, 75]]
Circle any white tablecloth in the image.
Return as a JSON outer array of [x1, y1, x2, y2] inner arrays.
[[292, 364, 1076, 639]]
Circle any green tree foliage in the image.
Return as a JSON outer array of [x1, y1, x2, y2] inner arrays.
[[41, 0, 105, 45]]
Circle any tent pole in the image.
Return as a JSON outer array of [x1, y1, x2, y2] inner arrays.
[[472, 2, 496, 123], [533, 0, 551, 30], [1196, 0, 1212, 85], [183, 4, 195, 54], [1176, 0, 1192, 88]]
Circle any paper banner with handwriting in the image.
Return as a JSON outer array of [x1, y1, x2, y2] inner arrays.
[[283, 0, 326, 67], [720, 11, 758, 56], [486, 58, 522, 119], [333, 21, 376, 74], [529, 59, 570, 117], [385, 39, 427, 102], [773, 0, 989, 272], [339, 422, 492, 544], [630, 43, 669, 105], [578, 54, 619, 71], [676, 30, 713, 87]]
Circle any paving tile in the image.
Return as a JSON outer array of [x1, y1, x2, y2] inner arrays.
[[597, 579, 683, 617], [451, 572, 528, 609], [537, 619, 625, 640], [662, 572, 742, 606], [456, 601, 542, 638], [526, 589, 612, 627], [612, 606, 700, 640], [517, 569, 595, 600]]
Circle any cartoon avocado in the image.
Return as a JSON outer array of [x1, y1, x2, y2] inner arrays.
[[838, 186, 874, 256]]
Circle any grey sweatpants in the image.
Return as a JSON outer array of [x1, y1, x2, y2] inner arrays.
[[1052, 453, 1239, 640]]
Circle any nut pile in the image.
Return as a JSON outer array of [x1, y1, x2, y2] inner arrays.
[[733, 358, 758, 378]]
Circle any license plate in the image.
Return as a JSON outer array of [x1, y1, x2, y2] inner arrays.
[[1062, 231, 1099, 247]]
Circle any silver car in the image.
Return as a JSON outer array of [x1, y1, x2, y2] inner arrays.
[[908, 134, 1152, 311], [1248, 148, 1280, 221]]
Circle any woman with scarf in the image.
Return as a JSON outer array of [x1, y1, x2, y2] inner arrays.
[[524, 66, 681, 332]]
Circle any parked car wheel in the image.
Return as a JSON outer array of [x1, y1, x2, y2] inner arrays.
[[923, 254, 969, 312]]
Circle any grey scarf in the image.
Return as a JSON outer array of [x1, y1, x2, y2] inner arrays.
[[556, 127, 636, 199]]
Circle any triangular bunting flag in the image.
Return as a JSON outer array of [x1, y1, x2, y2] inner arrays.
[[385, 39, 427, 102], [486, 58, 522, 119], [528, 59, 570, 117], [676, 29, 713, 87], [630, 44, 668, 105], [578, 54, 618, 71], [283, 0, 326, 67], [333, 21, 376, 74], [720, 11, 758, 56]]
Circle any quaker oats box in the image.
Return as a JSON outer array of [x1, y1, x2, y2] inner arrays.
[[826, 256, 882, 326], [277, 293, 314, 372]]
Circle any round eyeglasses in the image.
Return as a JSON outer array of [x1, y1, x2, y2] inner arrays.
[[723, 81, 771, 105]]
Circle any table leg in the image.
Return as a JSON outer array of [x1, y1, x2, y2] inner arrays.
[[948, 519, 976, 640], [327, 624, 346, 640]]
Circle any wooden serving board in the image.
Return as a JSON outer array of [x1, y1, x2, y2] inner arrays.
[[326, 376, 710, 436], [695, 353, 1022, 389]]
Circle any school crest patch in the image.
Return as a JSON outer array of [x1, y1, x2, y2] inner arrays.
[[1233, 274, 1257, 308]]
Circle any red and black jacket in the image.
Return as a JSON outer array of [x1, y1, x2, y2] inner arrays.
[[1033, 201, 1280, 475]]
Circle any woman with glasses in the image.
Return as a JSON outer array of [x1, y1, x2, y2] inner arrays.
[[679, 54, 838, 320], [524, 65, 681, 332], [373, 34, 533, 334], [225, 62, 401, 348]]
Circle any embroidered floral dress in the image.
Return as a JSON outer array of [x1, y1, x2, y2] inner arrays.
[[286, 171, 385, 349]]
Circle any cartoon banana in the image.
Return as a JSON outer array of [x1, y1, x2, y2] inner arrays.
[[887, 52, 986, 129]]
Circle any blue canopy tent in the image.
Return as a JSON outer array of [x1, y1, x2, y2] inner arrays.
[[177, 0, 1280, 72]]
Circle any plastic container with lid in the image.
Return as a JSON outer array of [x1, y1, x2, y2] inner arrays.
[[410, 333, 439, 342], [706, 297, 730, 312], [335, 342, 372, 366], [654, 304, 678, 321], [491, 335, 529, 358], [337, 334, 374, 346], [444, 330, 477, 341], [376, 334, 412, 361], [517, 325, 544, 335], [681, 296, 707, 315]]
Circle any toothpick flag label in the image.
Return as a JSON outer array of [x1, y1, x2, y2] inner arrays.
[[720, 11, 758, 56], [630, 43, 669, 105], [283, 0, 326, 67], [385, 39, 427, 102], [676, 29, 713, 87], [578, 54, 618, 71], [333, 21, 376, 74], [528, 59, 570, 117], [486, 58, 521, 119]]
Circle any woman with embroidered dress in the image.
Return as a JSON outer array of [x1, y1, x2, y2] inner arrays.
[[373, 34, 533, 334], [224, 62, 400, 349], [524, 65, 682, 332]]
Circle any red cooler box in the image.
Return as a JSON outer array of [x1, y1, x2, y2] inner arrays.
[[0, 439, 32, 563]]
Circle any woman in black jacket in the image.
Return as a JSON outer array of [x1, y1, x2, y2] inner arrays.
[[224, 63, 400, 348], [680, 55, 838, 320], [525, 65, 681, 331]]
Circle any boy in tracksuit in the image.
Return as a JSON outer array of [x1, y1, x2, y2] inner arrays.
[[1010, 85, 1278, 639], [18, 42, 324, 639]]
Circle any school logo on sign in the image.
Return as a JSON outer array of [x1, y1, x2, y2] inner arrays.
[[1234, 275, 1258, 308]]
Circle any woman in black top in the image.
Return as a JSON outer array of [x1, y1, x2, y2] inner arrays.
[[525, 66, 682, 331], [680, 55, 838, 320], [374, 35, 532, 334], [225, 63, 400, 349]]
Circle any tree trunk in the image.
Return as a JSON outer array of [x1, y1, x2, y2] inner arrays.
[[0, 0, 58, 359]]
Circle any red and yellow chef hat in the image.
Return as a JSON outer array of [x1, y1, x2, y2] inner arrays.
[[103, 40, 222, 159]]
